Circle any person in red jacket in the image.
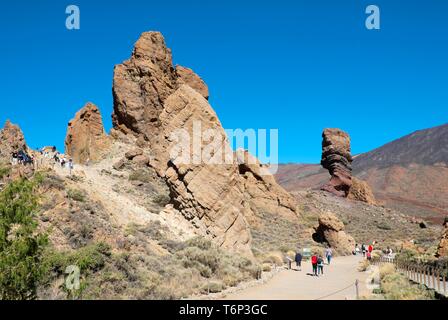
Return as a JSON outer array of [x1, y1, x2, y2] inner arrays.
[[368, 244, 373, 253], [311, 254, 318, 276]]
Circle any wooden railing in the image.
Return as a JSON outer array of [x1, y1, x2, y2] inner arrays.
[[371, 256, 447, 297]]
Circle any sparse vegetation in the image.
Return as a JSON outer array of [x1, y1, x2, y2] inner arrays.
[[0, 177, 48, 300], [357, 259, 370, 272], [128, 169, 152, 183], [67, 189, 85, 202], [0, 164, 11, 179], [376, 264, 435, 300]]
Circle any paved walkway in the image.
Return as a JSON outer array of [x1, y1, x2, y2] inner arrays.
[[221, 255, 370, 300]]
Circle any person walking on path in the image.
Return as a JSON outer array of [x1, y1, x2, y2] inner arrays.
[[368, 244, 373, 254], [325, 247, 333, 265], [295, 251, 302, 271], [361, 244, 366, 257], [317, 255, 324, 275], [311, 254, 318, 276]]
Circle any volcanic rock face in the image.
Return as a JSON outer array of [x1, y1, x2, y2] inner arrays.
[[321, 128, 353, 197], [65, 103, 111, 164], [348, 177, 377, 205], [111, 31, 298, 253], [176, 66, 209, 100], [0, 120, 28, 161], [437, 217, 448, 257], [236, 150, 298, 225], [313, 212, 356, 255]]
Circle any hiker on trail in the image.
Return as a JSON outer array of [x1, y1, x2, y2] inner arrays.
[[361, 244, 366, 257], [368, 244, 373, 254], [311, 254, 318, 276], [295, 251, 302, 271], [317, 255, 324, 275], [61, 158, 66, 168], [325, 247, 333, 265], [355, 244, 360, 255], [11, 152, 18, 165], [69, 159, 74, 174]]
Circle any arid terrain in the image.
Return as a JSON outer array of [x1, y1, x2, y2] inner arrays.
[[0, 31, 446, 300]]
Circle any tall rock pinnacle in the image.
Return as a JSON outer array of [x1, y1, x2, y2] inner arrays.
[[65, 103, 111, 164], [321, 128, 353, 197], [111, 31, 298, 254]]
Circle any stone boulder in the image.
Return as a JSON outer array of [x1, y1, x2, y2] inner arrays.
[[0, 120, 28, 161], [436, 216, 448, 257], [313, 212, 355, 255], [65, 103, 111, 164], [348, 177, 377, 205], [321, 128, 353, 197]]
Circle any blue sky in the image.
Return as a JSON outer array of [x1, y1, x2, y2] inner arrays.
[[0, 0, 447, 163]]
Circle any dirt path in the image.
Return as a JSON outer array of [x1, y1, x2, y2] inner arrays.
[[221, 255, 371, 300]]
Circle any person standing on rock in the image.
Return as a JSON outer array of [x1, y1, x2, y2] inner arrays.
[[311, 254, 318, 276], [295, 251, 302, 271], [325, 247, 333, 265]]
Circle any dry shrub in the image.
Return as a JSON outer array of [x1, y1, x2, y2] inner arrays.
[[262, 263, 272, 272], [371, 250, 382, 260], [357, 259, 370, 272], [261, 251, 284, 266], [380, 272, 434, 300], [379, 263, 395, 280], [286, 250, 296, 260]]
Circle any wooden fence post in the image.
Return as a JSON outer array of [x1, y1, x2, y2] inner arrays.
[[443, 274, 446, 296], [431, 268, 435, 289]]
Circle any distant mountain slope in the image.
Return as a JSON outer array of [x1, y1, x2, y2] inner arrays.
[[276, 123, 448, 224], [354, 123, 448, 173]]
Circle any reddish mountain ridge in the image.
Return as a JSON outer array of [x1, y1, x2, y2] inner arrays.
[[276, 123, 448, 224]]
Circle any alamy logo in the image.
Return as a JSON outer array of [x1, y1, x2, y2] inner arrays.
[[365, 5, 381, 30], [169, 121, 279, 175], [66, 5, 80, 30]]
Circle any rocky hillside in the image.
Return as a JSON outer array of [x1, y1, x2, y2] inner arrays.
[[1, 31, 443, 300], [354, 123, 448, 171], [276, 124, 448, 224]]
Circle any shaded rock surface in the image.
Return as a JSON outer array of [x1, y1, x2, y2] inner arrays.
[[65, 103, 111, 164], [111, 31, 298, 253], [321, 128, 353, 197], [313, 211, 356, 255]]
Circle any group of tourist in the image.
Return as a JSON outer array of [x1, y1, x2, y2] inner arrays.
[[39, 147, 74, 171], [294, 247, 333, 277], [11, 150, 34, 166], [353, 243, 374, 260]]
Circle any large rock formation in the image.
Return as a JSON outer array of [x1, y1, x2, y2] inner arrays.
[[65, 103, 111, 164], [436, 217, 448, 257], [321, 128, 353, 197], [111, 31, 298, 253], [348, 177, 377, 205], [0, 120, 28, 161], [313, 212, 356, 255]]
